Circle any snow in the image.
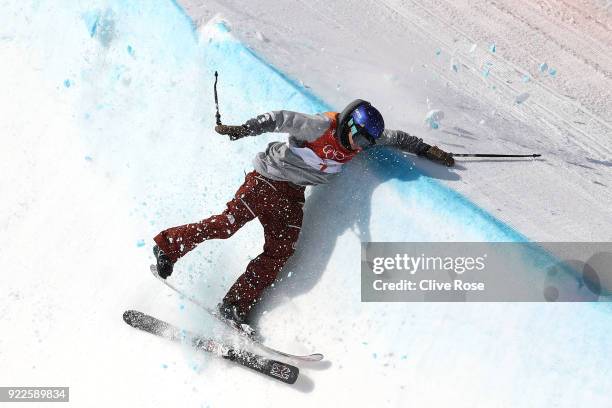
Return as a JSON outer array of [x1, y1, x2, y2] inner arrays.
[[1, 1, 611, 407], [181, 0, 612, 243], [424, 109, 445, 129], [515, 92, 530, 104]]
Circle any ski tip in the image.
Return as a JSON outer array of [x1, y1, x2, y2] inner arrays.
[[123, 309, 141, 324], [292, 353, 325, 363], [267, 360, 300, 384], [278, 352, 324, 362], [303, 353, 324, 362], [287, 369, 299, 385]]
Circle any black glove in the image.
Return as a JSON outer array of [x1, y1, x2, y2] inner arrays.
[[243, 113, 275, 135], [214, 124, 251, 141], [425, 145, 454, 167]]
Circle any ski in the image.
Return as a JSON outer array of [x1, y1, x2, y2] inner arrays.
[[123, 310, 299, 385], [150, 265, 324, 362]]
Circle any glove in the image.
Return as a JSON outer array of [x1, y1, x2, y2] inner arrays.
[[425, 145, 454, 167], [215, 124, 251, 140], [244, 113, 275, 135]]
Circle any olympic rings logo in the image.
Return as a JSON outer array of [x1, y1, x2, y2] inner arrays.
[[322, 144, 345, 161]]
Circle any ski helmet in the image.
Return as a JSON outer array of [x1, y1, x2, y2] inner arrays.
[[336, 99, 385, 151]]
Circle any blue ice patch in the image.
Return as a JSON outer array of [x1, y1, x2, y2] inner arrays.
[[81, 10, 100, 38], [81, 9, 116, 47]]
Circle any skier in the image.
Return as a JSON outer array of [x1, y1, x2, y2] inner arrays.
[[152, 99, 454, 327]]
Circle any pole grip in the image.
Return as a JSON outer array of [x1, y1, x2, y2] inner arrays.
[[214, 71, 222, 125], [451, 153, 541, 158]]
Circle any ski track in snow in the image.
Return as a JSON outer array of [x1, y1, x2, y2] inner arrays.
[[178, 0, 612, 243]]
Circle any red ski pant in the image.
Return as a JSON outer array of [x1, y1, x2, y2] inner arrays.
[[153, 171, 305, 315]]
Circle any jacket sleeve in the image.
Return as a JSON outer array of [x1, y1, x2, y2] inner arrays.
[[244, 110, 332, 142], [377, 129, 431, 156]]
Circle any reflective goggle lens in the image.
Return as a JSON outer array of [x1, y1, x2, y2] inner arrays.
[[348, 118, 375, 148]]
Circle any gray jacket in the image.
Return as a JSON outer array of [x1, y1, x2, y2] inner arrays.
[[246, 110, 430, 186]]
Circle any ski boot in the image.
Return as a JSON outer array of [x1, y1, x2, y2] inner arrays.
[[153, 245, 174, 279], [217, 301, 256, 337]]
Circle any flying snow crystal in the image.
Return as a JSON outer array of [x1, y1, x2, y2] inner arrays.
[[539, 62, 548, 73], [489, 43, 496, 53], [425, 109, 445, 129], [82, 8, 116, 47], [435, 48, 441, 56], [255, 31, 268, 42], [450, 58, 459, 72], [515, 92, 530, 104], [127, 45, 135, 56], [218, 21, 231, 32], [482, 61, 493, 77], [64, 79, 72, 88], [522, 74, 530, 83], [548, 68, 557, 76], [84, 155, 93, 161], [136, 239, 145, 247]]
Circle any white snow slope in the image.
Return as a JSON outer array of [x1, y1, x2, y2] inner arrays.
[[180, 0, 612, 243], [1, 1, 611, 407]]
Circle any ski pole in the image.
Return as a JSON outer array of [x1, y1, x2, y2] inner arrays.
[[451, 153, 541, 158], [213, 71, 222, 126]]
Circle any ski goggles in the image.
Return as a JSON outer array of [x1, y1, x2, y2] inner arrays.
[[348, 118, 377, 149]]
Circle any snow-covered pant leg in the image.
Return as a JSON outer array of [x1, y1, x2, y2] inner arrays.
[[223, 175, 305, 316], [153, 173, 260, 263], [154, 171, 305, 317]]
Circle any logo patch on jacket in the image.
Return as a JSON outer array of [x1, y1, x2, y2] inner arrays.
[[289, 112, 357, 173]]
